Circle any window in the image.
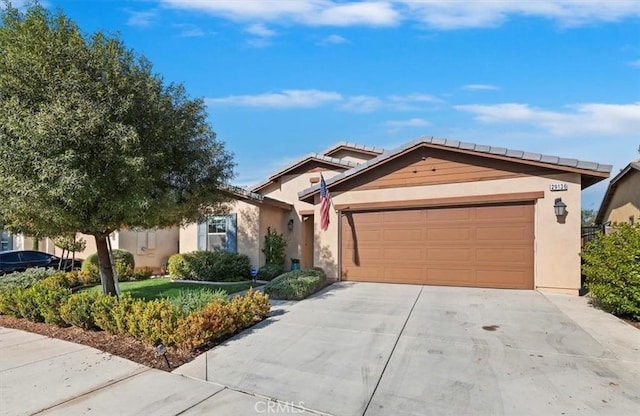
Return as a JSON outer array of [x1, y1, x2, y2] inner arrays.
[[0, 252, 19, 263], [208, 216, 227, 251], [19, 251, 49, 262], [208, 217, 227, 234]]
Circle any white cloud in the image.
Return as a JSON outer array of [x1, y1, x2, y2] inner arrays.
[[127, 10, 157, 27], [172, 24, 206, 37], [161, 0, 400, 27], [384, 118, 430, 128], [463, 84, 499, 91], [456, 102, 640, 137], [317, 34, 350, 46], [396, 0, 640, 29], [245, 23, 276, 37], [629, 59, 640, 68], [206, 90, 343, 108], [206, 90, 441, 112], [340, 95, 384, 112], [161, 0, 640, 30]]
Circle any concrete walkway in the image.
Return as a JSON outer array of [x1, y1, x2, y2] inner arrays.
[[0, 327, 309, 415]]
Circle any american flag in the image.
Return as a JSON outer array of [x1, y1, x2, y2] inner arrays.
[[320, 174, 331, 231]]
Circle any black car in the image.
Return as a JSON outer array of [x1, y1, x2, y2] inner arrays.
[[0, 250, 83, 275]]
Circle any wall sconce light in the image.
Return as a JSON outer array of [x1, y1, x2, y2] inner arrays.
[[287, 219, 294, 231], [554, 198, 567, 218]]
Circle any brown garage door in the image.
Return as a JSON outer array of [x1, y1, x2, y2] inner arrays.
[[341, 203, 534, 289]]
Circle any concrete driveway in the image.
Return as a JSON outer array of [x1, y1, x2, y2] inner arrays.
[[175, 283, 640, 416]]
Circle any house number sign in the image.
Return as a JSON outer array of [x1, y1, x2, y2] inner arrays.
[[549, 183, 568, 191]]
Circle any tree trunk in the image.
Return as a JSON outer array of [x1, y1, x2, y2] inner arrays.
[[94, 234, 117, 296]]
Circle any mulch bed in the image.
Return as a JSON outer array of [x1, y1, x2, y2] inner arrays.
[[0, 315, 198, 371]]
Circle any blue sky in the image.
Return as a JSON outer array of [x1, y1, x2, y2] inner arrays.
[[28, 1, 640, 209]]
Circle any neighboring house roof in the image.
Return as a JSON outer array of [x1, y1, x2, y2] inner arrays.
[[321, 141, 386, 158], [595, 161, 640, 224], [251, 153, 358, 192], [299, 136, 613, 201], [224, 185, 293, 210]]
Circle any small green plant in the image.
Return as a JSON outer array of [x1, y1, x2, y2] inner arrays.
[[583, 223, 640, 320], [53, 234, 87, 254], [256, 263, 284, 281], [262, 227, 287, 266], [131, 266, 154, 281], [264, 269, 327, 301]]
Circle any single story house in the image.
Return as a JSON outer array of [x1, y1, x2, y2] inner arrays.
[[182, 137, 611, 295], [595, 160, 639, 226]]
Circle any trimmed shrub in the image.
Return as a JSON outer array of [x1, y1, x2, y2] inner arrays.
[[33, 278, 72, 325], [212, 251, 251, 282], [0, 290, 20, 317], [169, 289, 228, 316], [167, 251, 251, 282], [583, 223, 640, 320], [91, 294, 120, 333], [175, 290, 271, 350], [256, 263, 285, 281], [0, 267, 59, 292], [175, 300, 235, 350], [228, 289, 271, 328], [81, 249, 136, 282], [61, 292, 101, 329], [124, 298, 181, 345], [264, 269, 327, 301], [167, 253, 189, 279], [131, 266, 154, 281], [14, 287, 42, 322]]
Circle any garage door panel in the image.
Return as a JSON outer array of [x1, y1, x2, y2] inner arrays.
[[383, 210, 426, 223], [476, 226, 531, 241], [384, 229, 422, 242], [427, 228, 472, 241], [341, 203, 534, 289], [427, 248, 473, 262], [477, 248, 528, 263], [384, 247, 422, 261], [427, 208, 472, 221]]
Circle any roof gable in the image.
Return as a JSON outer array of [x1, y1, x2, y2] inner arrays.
[[251, 153, 356, 192], [595, 161, 640, 223], [299, 137, 612, 202]]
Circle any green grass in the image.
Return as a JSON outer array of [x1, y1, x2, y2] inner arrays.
[[84, 278, 256, 301]]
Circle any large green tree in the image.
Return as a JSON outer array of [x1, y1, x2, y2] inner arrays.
[[0, 2, 234, 295]]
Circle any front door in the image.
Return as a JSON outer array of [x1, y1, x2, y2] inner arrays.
[[302, 215, 314, 269]]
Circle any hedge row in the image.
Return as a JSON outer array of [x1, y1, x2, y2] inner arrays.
[[168, 251, 251, 282], [264, 269, 327, 301], [0, 273, 271, 350]]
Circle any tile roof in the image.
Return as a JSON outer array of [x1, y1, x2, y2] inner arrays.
[[321, 141, 386, 156], [298, 136, 613, 199]]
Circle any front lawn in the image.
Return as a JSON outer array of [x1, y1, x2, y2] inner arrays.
[[84, 278, 257, 300]]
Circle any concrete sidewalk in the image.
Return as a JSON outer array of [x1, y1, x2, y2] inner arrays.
[[0, 327, 310, 416]]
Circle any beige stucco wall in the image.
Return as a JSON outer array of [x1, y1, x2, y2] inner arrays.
[[602, 170, 639, 225], [261, 169, 343, 269], [116, 228, 179, 270], [179, 223, 198, 254], [314, 173, 584, 294]]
